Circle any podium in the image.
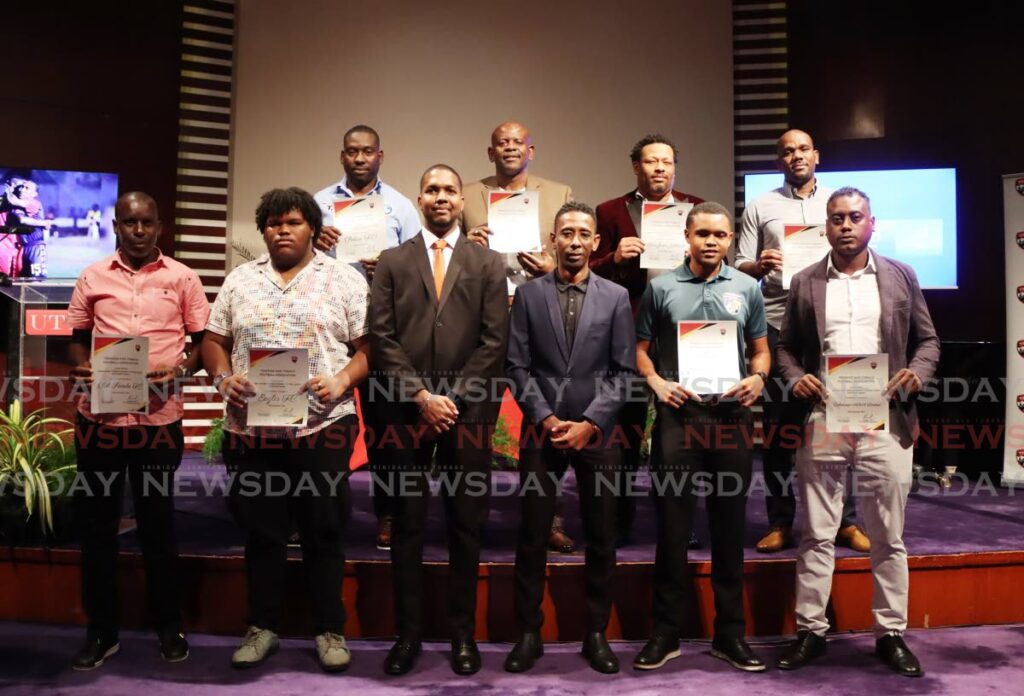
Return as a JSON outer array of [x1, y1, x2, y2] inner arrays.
[[0, 283, 76, 420]]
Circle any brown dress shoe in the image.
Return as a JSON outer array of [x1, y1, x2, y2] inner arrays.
[[756, 526, 793, 553], [376, 515, 393, 551], [548, 527, 575, 554], [835, 524, 871, 553]]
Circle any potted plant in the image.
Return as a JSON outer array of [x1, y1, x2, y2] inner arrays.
[[0, 400, 76, 543]]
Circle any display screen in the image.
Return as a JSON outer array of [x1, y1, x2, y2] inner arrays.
[[743, 168, 957, 289], [0, 168, 119, 280]]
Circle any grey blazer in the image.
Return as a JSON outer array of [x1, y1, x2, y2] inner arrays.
[[775, 252, 940, 447]]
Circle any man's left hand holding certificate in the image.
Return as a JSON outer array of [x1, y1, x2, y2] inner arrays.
[[332, 197, 388, 263], [91, 335, 150, 414], [246, 348, 309, 427]]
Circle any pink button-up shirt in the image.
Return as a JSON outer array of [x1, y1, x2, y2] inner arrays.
[[67, 252, 211, 426]]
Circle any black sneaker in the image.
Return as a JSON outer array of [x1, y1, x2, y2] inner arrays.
[[72, 635, 120, 671], [159, 630, 190, 663], [633, 635, 681, 670], [710, 636, 766, 672]]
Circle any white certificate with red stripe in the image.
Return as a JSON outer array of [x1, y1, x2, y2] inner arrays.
[[333, 197, 387, 263], [825, 353, 889, 433], [91, 335, 149, 414], [487, 191, 541, 253], [246, 348, 309, 427], [640, 201, 692, 269], [782, 224, 830, 289], [676, 321, 740, 395]]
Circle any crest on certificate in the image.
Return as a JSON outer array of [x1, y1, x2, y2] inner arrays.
[[1017, 394, 1024, 413], [1017, 231, 1024, 249], [1017, 448, 1024, 466], [722, 292, 744, 315], [1018, 340, 1024, 357], [1016, 177, 1024, 196]]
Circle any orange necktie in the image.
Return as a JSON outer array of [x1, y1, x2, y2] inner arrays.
[[432, 238, 447, 299]]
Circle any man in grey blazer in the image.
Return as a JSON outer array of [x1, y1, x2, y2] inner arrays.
[[774, 187, 940, 677], [370, 164, 509, 677], [504, 201, 636, 674]]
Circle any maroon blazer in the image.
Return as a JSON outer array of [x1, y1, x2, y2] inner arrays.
[[591, 189, 704, 310]]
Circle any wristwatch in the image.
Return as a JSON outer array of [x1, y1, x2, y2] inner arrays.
[[212, 371, 231, 393], [755, 370, 768, 385]]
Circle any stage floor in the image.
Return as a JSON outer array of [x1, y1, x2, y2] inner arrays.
[[117, 453, 1024, 563], [1, 620, 1022, 696]]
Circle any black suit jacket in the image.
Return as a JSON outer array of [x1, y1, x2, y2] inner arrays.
[[369, 231, 509, 426], [506, 271, 636, 436]]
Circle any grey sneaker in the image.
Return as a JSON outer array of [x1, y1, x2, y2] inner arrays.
[[315, 632, 351, 672], [231, 626, 279, 668]]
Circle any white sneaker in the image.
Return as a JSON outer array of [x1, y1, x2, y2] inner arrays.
[[315, 632, 351, 672], [231, 626, 279, 668]]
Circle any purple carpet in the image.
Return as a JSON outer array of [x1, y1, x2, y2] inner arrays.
[[0, 620, 1021, 695], [142, 453, 1024, 563]]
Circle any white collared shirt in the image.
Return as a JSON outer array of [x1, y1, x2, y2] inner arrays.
[[420, 226, 460, 274], [823, 249, 882, 355]]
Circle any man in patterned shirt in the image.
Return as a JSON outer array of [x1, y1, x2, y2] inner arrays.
[[202, 187, 370, 673]]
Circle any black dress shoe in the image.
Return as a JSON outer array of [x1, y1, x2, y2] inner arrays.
[[776, 630, 827, 670], [876, 634, 923, 677], [383, 637, 421, 676], [710, 636, 765, 672], [505, 632, 543, 672], [72, 635, 120, 671], [158, 630, 190, 663], [451, 636, 481, 675], [633, 634, 681, 671], [581, 632, 619, 674]]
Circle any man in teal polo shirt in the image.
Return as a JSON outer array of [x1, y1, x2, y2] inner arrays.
[[632, 201, 770, 673]]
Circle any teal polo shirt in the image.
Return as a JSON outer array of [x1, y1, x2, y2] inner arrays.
[[636, 261, 767, 381]]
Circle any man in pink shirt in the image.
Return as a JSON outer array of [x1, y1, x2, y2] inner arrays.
[[66, 191, 210, 670]]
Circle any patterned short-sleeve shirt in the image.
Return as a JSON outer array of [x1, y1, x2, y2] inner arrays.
[[207, 250, 369, 436]]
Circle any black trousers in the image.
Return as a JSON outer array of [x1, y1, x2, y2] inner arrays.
[[74, 417, 185, 641], [763, 325, 855, 528], [514, 440, 619, 633], [383, 421, 492, 639], [359, 381, 392, 521], [650, 401, 752, 640], [223, 416, 357, 635], [616, 395, 649, 532]]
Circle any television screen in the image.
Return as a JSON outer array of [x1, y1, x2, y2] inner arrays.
[[742, 168, 957, 289], [0, 167, 119, 280]]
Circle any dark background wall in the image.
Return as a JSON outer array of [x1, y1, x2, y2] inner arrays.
[[0, 1, 183, 256], [787, 1, 1024, 343]]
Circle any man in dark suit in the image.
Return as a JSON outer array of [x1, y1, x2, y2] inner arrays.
[[369, 164, 509, 677], [590, 134, 704, 544], [504, 201, 636, 674], [774, 187, 939, 677]]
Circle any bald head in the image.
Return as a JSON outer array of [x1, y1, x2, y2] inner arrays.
[[115, 191, 159, 220], [775, 129, 819, 187], [488, 120, 534, 180]]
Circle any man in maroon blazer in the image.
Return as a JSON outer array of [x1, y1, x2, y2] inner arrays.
[[590, 134, 703, 542]]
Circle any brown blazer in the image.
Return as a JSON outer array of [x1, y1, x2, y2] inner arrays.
[[460, 174, 573, 258], [776, 252, 940, 447], [369, 232, 509, 428]]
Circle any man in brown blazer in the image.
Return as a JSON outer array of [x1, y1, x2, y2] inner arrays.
[[774, 187, 939, 678], [370, 164, 509, 677], [462, 119, 577, 553], [462, 120, 573, 280]]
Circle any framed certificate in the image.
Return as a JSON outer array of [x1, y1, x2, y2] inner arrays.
[[640, 201, 692, 269], [676, 321, 741, 395], [332, 197, 388, 263], [246, 348, 309, 427], [91, 335, 149, 414], [487, 191, 541, 253], [825, 353, 889, 433], [782, 224, 830, 289]]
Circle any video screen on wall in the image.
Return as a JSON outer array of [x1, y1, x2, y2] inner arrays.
[[743, 168, 957, 289], [0, 167, 119, 281]]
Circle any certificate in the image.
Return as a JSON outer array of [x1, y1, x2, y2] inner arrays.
[[246, 348, 309, 427], [676, 321, 741, 395], [332, 197, 387, 263], [825, 354, 889, 433], [640, 201, 692, 269], [782, 224, 830, 289], [91, 335, 149, 414], [487, 191, 541, 253]]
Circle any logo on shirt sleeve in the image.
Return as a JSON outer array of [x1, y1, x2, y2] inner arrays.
[[722, 292, 745, 315]]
